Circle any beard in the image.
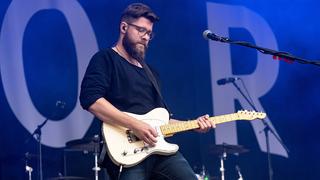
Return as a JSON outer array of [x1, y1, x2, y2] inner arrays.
[[122, 32, 148, 62]]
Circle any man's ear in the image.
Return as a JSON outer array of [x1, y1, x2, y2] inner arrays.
[[120, 22, 127, 33]]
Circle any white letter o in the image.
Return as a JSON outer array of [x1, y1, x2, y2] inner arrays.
[[0, 0, 98, 147]]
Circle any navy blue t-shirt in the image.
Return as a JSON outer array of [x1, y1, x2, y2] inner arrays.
[[80, 48, 164, 114]]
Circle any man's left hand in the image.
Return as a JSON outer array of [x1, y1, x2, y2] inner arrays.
[[195, 114, 216, 133]]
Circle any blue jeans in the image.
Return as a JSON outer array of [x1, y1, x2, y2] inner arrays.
[[107, 152, 197, 180]]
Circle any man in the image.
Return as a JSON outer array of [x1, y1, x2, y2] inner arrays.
[[80, 3, 215, 180]]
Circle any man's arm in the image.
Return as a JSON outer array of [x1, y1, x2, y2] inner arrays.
[[88, 97, 158, 146]]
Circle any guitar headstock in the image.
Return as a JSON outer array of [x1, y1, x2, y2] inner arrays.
[[236, 110, 266, 120]]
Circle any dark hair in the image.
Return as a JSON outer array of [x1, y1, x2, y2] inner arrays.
[[121, 3, 159, 23]]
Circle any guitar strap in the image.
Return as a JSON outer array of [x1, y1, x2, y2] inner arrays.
[[140, 60, 171, 114]]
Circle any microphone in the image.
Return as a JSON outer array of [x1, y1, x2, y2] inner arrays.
[[203, 30, 229, 42], [217, 77, 240, 85]]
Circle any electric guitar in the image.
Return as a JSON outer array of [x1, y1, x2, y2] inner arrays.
[[102, 108, 266, 167]]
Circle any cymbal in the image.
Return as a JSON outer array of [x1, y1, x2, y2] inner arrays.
[[209, 143, 249, 155], [65, 136, 100, 152], [47, 176, 89, 180]]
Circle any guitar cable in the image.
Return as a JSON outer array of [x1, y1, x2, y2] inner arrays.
[[117, 165, 123, 180]]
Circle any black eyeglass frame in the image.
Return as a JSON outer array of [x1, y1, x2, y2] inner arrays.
[[127, 23, 155, 40]]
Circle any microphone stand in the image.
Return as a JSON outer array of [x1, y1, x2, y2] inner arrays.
[[231, 80, 289, 180], [24, 100, 66, 180], [207, 32, 320, 67], [30, 118, 49, 180]]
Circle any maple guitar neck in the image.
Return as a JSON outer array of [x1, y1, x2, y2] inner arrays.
[[160, 111, 265, 136]]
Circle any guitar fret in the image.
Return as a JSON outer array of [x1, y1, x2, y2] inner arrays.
[[211, 113, 237, 124], [161, 120, 199, 136]]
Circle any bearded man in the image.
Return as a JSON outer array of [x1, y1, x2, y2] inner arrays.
[[80, 3, 215, 180]]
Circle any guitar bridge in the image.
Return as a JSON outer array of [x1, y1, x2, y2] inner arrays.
[[134, 146, 149, 154]]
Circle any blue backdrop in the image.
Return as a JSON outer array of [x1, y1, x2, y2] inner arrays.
[[1, 0, 320, 179]]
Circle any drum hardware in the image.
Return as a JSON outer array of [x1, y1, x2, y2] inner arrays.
[[65, 136, 101, 153], [24, 152, 33, 180], [92, 135, 101, 180], [195, 165, 208, 180], [25, 165, 33, 180], [23, 152, 58, 180], [194, 165, 220, 180], [200, 165, 206, 179], [235, 165, 243, 180], [210, 143, 249, 180], [65, 135, 101, 180], [220, 151, 226, 180], [25, 153, 33, 180], [47, 176, 88, 180]]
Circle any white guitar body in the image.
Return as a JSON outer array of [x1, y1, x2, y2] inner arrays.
[[102, 108, 179, 167]]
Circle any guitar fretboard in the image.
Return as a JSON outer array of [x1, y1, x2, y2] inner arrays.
[[160, 113, 240, 136]]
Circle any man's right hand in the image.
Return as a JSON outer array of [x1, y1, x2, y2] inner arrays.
[[130, 120, 158, 146], [88, 98, 158, 146]]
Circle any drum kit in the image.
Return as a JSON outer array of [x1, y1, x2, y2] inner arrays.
[[26, 135, 248, 180], [62, 135, 102, 180], [195, 143, 249, 180], [25, 135, 104, 180]]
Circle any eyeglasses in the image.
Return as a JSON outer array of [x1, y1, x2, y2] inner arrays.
[[127, 23, 155, 40]]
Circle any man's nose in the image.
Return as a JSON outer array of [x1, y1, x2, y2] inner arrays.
[[141, 33, 151, 41]]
